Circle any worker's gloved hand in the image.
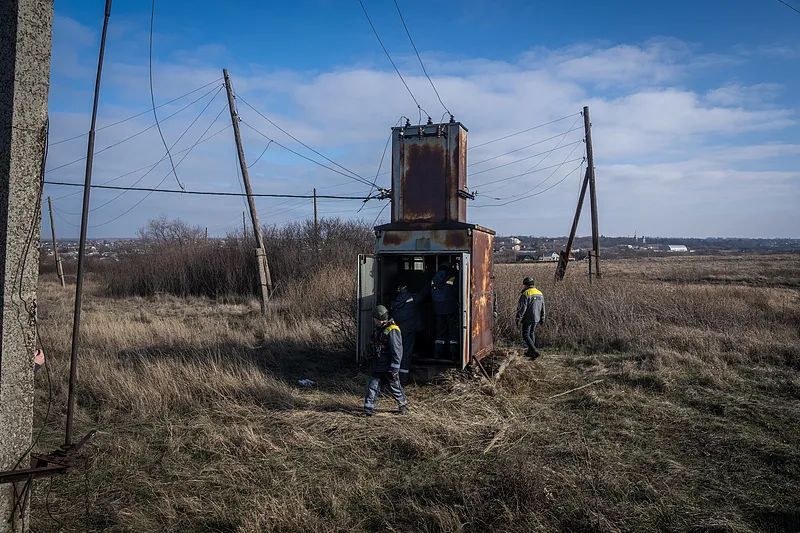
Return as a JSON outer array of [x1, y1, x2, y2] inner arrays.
[[390, 370, 400, 382]]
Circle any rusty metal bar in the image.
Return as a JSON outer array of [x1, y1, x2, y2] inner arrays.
[[66, 0, 112, 448]]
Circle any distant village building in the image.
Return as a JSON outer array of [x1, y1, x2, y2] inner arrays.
[[667, 244, 688, 252]]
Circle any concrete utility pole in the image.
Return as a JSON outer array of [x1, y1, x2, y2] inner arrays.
[[223, 69, 272, 312], [583, 105, 601, 278], [47, 197, 65, 287], [0, 0, 54, 530]]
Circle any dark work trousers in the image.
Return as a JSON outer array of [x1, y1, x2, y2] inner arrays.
[[400, 332, 415, 376], [364, 372, 408, 413], [435, 313, 460, 359], [521, 320, 538, 354]]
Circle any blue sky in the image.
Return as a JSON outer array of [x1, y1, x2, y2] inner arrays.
[[44, 0, 800, 238]]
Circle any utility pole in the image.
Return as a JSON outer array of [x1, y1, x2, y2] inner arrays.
[[47, 197, 65, 287], [312, 187, 319, 246], [223, 68, 272, 312], [0, 0, 54, 529], [242, 210, 246, 239], [584, 105, 601, 278], [555, 106, 602, 281], [65, 0, 112, 449], [555, 166, 589, 281]]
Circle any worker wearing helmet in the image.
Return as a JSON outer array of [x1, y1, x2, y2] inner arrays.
[[515, 277, 546, 358], [431, 265, 459, 360], [364, 305, 409, 416]]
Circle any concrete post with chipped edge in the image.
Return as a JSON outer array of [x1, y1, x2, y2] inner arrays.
[[0, 0, 53, 531]]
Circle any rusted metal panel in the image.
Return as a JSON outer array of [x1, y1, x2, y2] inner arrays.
[[402, 142, 447, 221], [470, 228, 494, 361], [391, 121, 469, 225], [377, 229, 470, 253]]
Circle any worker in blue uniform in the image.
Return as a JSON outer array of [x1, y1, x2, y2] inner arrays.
[[391, 284, 427, 383], [364, 305, 409, 416], [431, 265, 459, 360]]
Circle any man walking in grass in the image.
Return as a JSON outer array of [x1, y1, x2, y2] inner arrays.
[[364, 305, 409, 416], [515, 277, 546, 359]]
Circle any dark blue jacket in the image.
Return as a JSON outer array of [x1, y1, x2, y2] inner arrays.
[[431, 270, 457, 315], [391, 286, 427, 333]]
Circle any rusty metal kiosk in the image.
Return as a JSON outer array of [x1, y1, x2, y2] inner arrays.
[[357, 120, 495, 376]]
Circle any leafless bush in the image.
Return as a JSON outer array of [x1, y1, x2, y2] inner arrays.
[[138, 215, 206, 244], [101, 217, 373, 315]]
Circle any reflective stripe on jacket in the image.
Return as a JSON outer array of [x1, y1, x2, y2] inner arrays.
[[431, 271, 457, 315], [372, 321, 403, 372], [516, 287, 545, 323], [391, 287, 426, 332]]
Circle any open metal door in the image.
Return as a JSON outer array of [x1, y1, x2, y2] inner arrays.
[[356, 254, 376, 362], [460, 252, 471, 369]]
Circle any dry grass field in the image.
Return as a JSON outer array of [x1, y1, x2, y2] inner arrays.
[[28, 254, 800, 532]]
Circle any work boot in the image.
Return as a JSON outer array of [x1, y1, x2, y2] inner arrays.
[[399, 405, 409, 415], [364, 409, 375, 417], [526, 349, 541, 360]]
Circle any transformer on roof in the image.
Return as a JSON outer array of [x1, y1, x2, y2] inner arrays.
[[357, 120, 496, 379]]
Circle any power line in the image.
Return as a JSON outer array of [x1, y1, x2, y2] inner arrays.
[[237, 95, 371, 183], [392, 0, 451, 117], [87, 100, 233, 227], [45, 181, 379, 200], [247, 139, 272, 169], [362, 115, 404, 208], [240, 120, 375, 187], [469, 126, 583, 166], [471, 157, 585, 189], [50, 124, 231, 201], [149, 0, 184, 189], [357, 0, 429, 120], [775, 0, 800, 15], [490, 141, 584, 197], [45, 84, 221, 173], [469, 112, 581, 150], [474, 159, 585, 207], [48, 78, 222, 146], [371, 201, 390, 226], [469, 139, 583, 177], [86, 96, 227, 213]]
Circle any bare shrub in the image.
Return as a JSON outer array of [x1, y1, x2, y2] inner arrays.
[[102, 217, 372, 309]]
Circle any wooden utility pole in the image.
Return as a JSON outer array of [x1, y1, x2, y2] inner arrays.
[[555, 106, 602, 281], [313, 188, 318, 230], [47, 197, 66, 287], [1, 0, 54, 528], [223, 68, 272, 312], [584, 105, 601, 278], [555, 167, 589, 281]]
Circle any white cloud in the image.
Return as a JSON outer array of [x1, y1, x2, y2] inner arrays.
[[44, 17, 800, 237]]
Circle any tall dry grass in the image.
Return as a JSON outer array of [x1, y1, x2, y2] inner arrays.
[[28, 255, 800, 532]]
